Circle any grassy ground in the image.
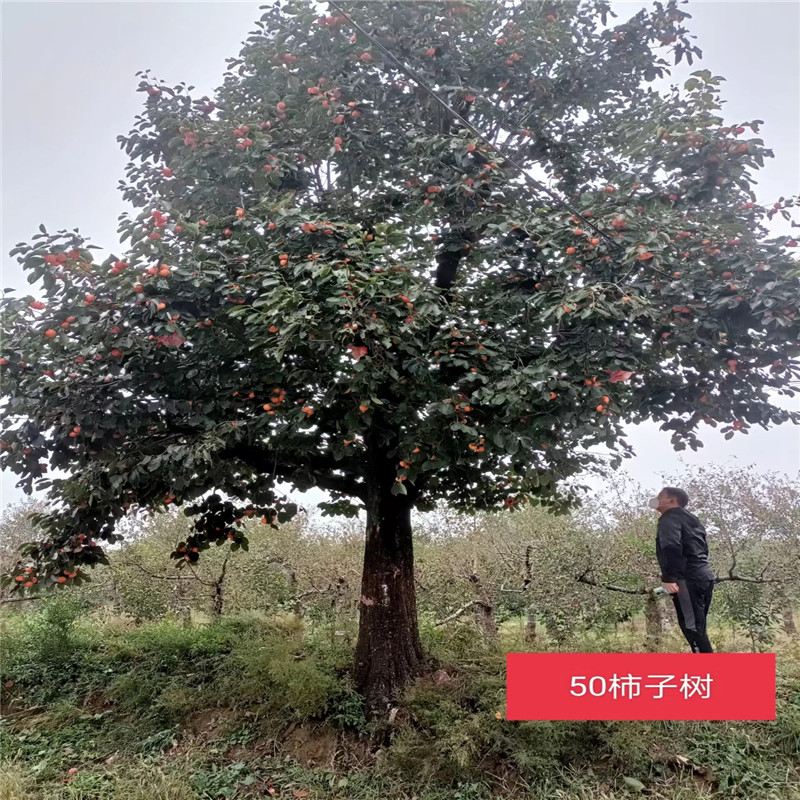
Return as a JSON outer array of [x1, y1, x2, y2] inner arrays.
[[1, 601, 798, 800]]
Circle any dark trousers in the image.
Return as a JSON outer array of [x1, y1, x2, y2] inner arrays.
[[671, 577, 714, 653]]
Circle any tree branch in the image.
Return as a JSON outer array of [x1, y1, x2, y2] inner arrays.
[[434, 600, 480, 627], [577, 569, 649, 595], [714, 575, 782, 585], [0, 595, 42, 605], [223, 443, 365, 500], [578, 566, 783, 593], [121, 558, 197, 583]]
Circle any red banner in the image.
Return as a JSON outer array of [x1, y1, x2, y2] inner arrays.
[[506, 653, 775, 720]]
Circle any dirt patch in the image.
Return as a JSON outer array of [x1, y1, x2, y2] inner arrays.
[[0, 700, 45, 722], [692, 770, 717, 795], [165, 709, 374, 773], [282, 724, 339, 768], [0, 682, 46, 723], [226, 738, 278, 762], [473, 756, 534, 796], [410, 667, 466, 696], [185, 708, 244, 741], [431, 669, 455, 687], [649, 744, 717, 793], [280, 724, 372, 771], [79, 690, 115, 714], [334, 729, 373, 771]]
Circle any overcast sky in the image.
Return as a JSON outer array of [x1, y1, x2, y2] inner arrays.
[[1, 1, 798, 514]]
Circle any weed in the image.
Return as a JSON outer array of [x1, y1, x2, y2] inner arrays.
[[139, 727, 181, 756], [3, 614, 799, 800], [192, 761, 255, 798], [687, 724, 796, 799]]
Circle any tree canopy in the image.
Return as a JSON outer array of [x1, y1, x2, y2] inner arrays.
[[2, 0, 799, 703]]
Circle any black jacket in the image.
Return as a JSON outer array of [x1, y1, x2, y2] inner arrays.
[[656, 507, 715, 583]]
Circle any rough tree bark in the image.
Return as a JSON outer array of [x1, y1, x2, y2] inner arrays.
[[353, 433, 424, 712], [644, 594, 665, 651], [468, 569, 498, 643], [524, 608, 537, 643]]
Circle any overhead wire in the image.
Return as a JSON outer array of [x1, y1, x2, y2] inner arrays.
[[326, 0, 623, 250]]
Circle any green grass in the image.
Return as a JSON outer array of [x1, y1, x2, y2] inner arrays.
[[2, 603, 799, 800]]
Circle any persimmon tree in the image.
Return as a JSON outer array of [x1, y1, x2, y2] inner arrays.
[[2, 0, 800, 708]]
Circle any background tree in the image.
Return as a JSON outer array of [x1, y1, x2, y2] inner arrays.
[[660, 463, 800, 643], [586, 464, 800, 646], [2, 0, 799, 709], [0, 501, 46, 605]]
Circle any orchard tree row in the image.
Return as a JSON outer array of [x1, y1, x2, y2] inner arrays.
[[3, 465, 797, 653], [2, 0, 799, 707]]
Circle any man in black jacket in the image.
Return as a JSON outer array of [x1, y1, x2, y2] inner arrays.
[[650, 487, 716, 653]]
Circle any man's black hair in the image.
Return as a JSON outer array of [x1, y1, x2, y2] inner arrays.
[[662, 487, 689, 507]]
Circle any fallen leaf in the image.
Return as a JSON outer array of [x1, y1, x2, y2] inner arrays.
[[623, 776, 645, 792]]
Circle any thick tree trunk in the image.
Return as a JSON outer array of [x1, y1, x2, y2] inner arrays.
[[354, 464, 424, 713]]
